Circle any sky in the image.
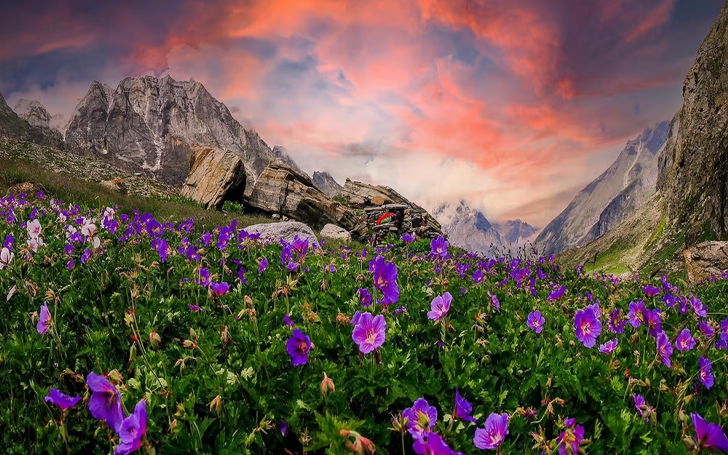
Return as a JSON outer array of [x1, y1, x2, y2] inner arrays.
[[0, 0, 724, 227]]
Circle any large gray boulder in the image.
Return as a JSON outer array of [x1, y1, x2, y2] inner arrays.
[[243, 221, 318, 246], [181, 147, 246, 209], [320, 223, 351, 241], [684, 241, 728, 283], [246, 163, 360, 231]]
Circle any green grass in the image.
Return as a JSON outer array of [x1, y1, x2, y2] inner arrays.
[[0, 158, 273, 230]]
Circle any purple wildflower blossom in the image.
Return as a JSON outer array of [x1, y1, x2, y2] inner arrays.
[[473, 413, 509, 450], [351, 312, 386, 354], [210, 282, 230, 297], [699, 320, 715, 339], [413, 433, 458, 455], [655, 331, 673, 367], [675, 329, 696, 351], [557, 418, 585, 455], [574, 307, 602, 348], [115, 400, 147, 455], [284, 314, 295, 327], [259, 257, 268, 274], [607, 308, 626, 334], [402, 398, 437, 439], [37, 302, 52, 334], [643, 285, 660, 297], [45, 389, 81, 411], [633, 394, 654, 422], [350, 311, 362, 325], [286, 329, 311, 366], [691, 413, 728, 452], [358, 288, 372, 307], [188, 304, 204, 312], [87, 372, 125, 432], [454, 388, 477, 424], [472, 269, 484, 284], [196, 268, 210, 287], [599, 339, 618, 354], [548, 285, 566, 301], [430, 236, 449, 259], [280, 419, 289, 436], [427, 292, 452, 322], [487, 291, 500, 312], [627, 300, 646, 328], [691, 295, 708, 318], [372, 256, 399, 305], [644, 309, 662, 337], [527, 311, 545, 334], [401, 233, 415, 243], [699, 357, 715, 389]]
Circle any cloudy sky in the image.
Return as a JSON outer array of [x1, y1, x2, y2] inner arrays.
[[0, 0, 723, 226]]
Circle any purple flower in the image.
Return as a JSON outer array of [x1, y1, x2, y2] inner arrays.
[[352, 312, 386, 354], [548, 285, 566, 301], [455, 388, 476, 424], [643, 284, 660, 297], [699, 320, 715, 339], [527, 311, 545, 334], [487, 291, 500, 312], [280, 419, 289, 436], [286, 329, 311, 366], [473, 413, 509, 450], [428, 292, 452, 322], [557, 418, 585, 455], [45, 389, 81, 411], [284, 314, 295, 327], [644, 309, 662, 337], [691, 413, 728, 452], [675, 329, 695, 351], [401, 233, 415, 243], [210, 282, 230, 297], [633, 394, 654, 422], [413, 433, 457, 455], [430, 236, 449, 259], [607, 308, 626, 334], [196, 267, 210, 287], [350, 311, 362, 325], [691, 295, 708, 318], [655, 331, 673, 367], [87, 372, 125, 432], [627, 300, 645, 328], [115, 400, 147, 455], [403, 398, 437, 439], [598, 338, 618, 354], [286, 261, 299, 271], [574, 307, 602, 348], [188, 304, 204, 312], [259, 257, 268, 274], [37, 302, 52, 334], [699, 357, 715, 389], [472, 269, 484, 284], [372, 256, 399, 305], [358, 288, 372, 307]]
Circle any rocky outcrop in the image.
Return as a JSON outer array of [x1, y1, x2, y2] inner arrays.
[[537, 121, 668, 254], [683, 241, 728, 283], [243, 221, 318, 246], [181, 147, 246, 209], [13, 99, 64, 142], [320, 223, 351, 241], [433, 200, 538, 257], [341, 179, 444, 241], [657, 1, 728, 245], [312, 171, 343, 198], [0, 92, 64, 148], [272, 146, 306, 176], [100, 178, 128, 194], [246, 163, 359, 231], [65, 75, 295, 190]]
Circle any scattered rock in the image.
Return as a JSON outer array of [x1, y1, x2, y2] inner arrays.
[[181, 147, 246, 209], [100, 178, 127, 194], [320, 224, 352, 241], [371, 196, 385, 206], [245, 163, 358, 231], [243, 221, 319, 246], [271, 214, 281, 220], [282, 216, 290, 221], [684, 241, 728, 283]]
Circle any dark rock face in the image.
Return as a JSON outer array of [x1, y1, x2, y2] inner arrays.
[[658, 2, 728, 244], [537, 121, 668, 253], [246, 163, 358, 231], [312, 171, 343, 198], [65, 76, 288, 190], [181, 147, 247, 209], [683, 241, 728, 283]]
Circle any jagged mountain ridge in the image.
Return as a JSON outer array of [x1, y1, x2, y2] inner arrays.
[[536, 121, 669, 254], [312, 171, 343, 198], [433, 200, 538, 256], [63, 75, 299, 190]]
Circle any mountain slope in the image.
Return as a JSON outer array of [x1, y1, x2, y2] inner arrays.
[[433, 200, 538, 256], [312, 171, 343, 198], [65, 75, 294, 191], [537, 121, 668, 253]]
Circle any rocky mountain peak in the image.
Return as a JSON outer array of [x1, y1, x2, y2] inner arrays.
[[312, 170, 343, 198], [13, 99, 51, 129]]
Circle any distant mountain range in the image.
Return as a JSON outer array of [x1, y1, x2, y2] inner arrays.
[[433, 200, 538, 256]]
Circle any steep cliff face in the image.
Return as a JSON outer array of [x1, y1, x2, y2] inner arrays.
[[65, 75, 288, 190], [537, 121, 668, 253], [0, 92, 65, 148], [658, 1, 728, 244], [312, 171, 343, 198], [433, 200, 538, 257]]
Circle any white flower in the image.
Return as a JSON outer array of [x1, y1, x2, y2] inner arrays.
[[0, 247, 14, 270], [27, 219, 42, 239], [27, 237, 43, 252], [92, 237, 101, 249], [81, 223, 97, 238]]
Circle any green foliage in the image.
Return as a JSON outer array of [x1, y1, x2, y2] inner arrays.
[[0, 194, 725, 454]]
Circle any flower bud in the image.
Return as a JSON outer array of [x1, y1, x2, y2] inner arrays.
[[149, 331, 161, 349], [182, 340, 195, 349], [321, 372, 335, 397], [170, 419, 178, 434], [210, 395, 222, 414]]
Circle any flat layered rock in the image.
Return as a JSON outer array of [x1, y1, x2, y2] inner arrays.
[[181, 147, 246, 209], [243, 221, 318, 246]]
